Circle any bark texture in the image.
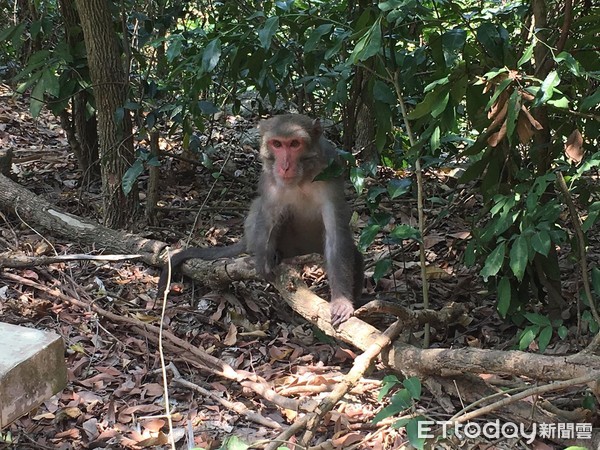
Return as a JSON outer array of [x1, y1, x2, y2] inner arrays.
[[74, 0, 137, 227]]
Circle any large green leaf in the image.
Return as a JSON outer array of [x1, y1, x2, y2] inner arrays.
[[201, 38, 221, 73], [258, 16, 279, 49], [580, 87, 600, 112], [480, 241, 506, 282], [533, 71, 560, 107], [531, 230, 551, 256], [497, 276, 511, 318], [350, 18, 382, 63], [30, 75, 46, 118], [441, 28, 466, 66], [509, 235, 529, 281], [304, 24, 333, 53]]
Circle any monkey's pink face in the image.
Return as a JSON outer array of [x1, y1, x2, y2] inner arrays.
[[269, 137, 304, 183]]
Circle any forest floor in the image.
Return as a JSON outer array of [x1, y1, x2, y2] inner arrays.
[[0, 84, 594, 450]]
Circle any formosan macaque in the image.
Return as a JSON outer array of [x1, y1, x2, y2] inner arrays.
[[158, 114, 364, 326]]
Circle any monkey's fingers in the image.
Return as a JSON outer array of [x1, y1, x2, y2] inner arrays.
[[329, 297, 355, 327]]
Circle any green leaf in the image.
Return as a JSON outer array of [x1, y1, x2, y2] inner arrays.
[[480, 241, 506, 282], [304, 24, 333, 53], [518, 325, 538, 350], [217, 435, 249, 450], [441, 29, 466, 66], [122, 158, 144, 195], [166, 35, 183, 62], [485, 77, 512, 111], [554, 51, 584, 77], [509, 235, 528, 281], [387, 178, 411, 199], [497, 276, 511, 318], [30, 75, 45, 118], [373, 80, 396, 104], [373, 389, 412, 424], [408, 86, 450, 120], [378, 0, 404, 11], [367, 186, 387, 203], [591, 266, 600, 296], [531, 230, 551, 256], [373, 258, 392, 284], [351, 18, 382, 63], [389, 224, 421, 243], [464, 240, 477, 267], [0, 22, 26, 42], [533, 71, 560, 107], [201, 38, 221, 73], [430, 126, 440, 151], [557, 325, 568, 340], [349, 166, 366, 194], [405, 417, 427, 450], [359, 224, 381, 251], [198, 100, 220, 115], [523, 312, 551, 326], [258, 16, 279, 49], [30, 20, 42, 40], [517, 39, 535, 67], [403, 377, 421, 399], [537, 325, 553, 353], [477, 22, 506, 63], [580, 87, 600, 112], [431, 92, 449, 118], [378, 374, 401, 400]]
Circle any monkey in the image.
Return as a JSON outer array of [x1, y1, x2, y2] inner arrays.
[[158, 114, 364, 326]]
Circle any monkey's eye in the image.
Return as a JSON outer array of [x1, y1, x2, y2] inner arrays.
[[271, 140, 282, 148], [290, 139, 301, 149]]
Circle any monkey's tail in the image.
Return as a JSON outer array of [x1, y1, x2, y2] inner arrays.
[[156, 240, 246, 297]]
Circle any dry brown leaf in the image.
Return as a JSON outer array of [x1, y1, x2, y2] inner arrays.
[[516, 115, 535, 143], [488, 90, 509, 121], [520, 89, 535, 101], [223, 323, 238, 345], [425, 266, 451, 279], [521, 105, 543, 130], [565, 129, 584, 164], [488, 119, 508, 147]]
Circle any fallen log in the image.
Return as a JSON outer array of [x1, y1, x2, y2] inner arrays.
[[1, 172, 599, 445]]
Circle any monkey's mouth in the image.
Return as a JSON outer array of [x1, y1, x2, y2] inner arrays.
[[280, 174, 298, 184]]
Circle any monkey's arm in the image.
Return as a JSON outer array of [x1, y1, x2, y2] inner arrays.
[[156, 241, 246, 296], [244, 194, 288, 280], [322, 190, 364, 326]]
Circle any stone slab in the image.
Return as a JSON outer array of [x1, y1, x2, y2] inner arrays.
[[0, 322, 67, 428]]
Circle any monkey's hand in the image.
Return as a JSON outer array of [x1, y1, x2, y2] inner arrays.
[[330, 297, 354, 327]]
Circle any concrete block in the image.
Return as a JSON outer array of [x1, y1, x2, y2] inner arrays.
[[0, 322, 67, 428]]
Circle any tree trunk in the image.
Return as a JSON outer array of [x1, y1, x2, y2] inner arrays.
[[342, 1, 378, 163], [352, 64, 378, 162], [58, 0, 100, 186], [74, 0, 137, 228], [531, 0, 564, 312]]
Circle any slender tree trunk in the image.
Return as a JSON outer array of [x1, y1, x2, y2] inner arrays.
[[58, 0, 100, 186], [342, 0, 377, 163], [74, 0, 137, 228], [531, 0, 564, 313]]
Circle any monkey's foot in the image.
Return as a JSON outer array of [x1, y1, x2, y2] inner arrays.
[[330, 298, 354, 327]]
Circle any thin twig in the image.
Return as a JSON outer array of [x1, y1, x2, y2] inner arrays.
[[556, 172, 600, 327], [389, 68, 431, 347]]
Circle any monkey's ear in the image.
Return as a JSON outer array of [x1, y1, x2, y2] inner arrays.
[[312, 118, 323, 137], [257, 119, 269, 136]]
